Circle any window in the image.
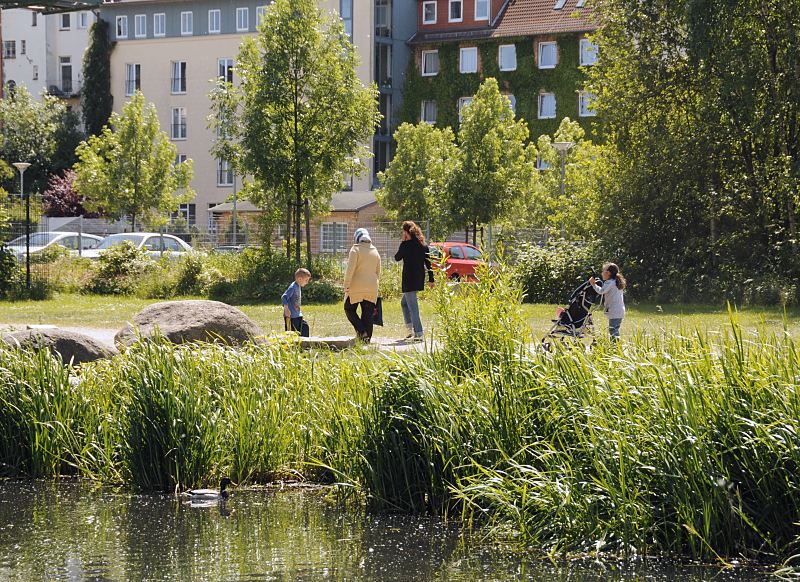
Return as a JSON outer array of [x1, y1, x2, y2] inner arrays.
[[171, 61, 187, 93], [498, 44, 516, 71], [180, 11, 193, 35], [421, 100, 437, 124], [134, 14, 146, 38], [321, 223, 349, 253], [116, 16, 128, 38], [32, 65, 39, 80], [538, 41, 558, 68], [460, 47, 477, 74], [2, 41, 14, 60], [538, 92, 556, 119], [421, 50, 439, 76], [579, 91, 597, 117], [340, 0, 353, 39], [60, 56, 73, 93], [20, 40, 26, 55], [32, 11, 37, 26], [422, 1, 436, 24], [449, 246, 464, 259], [506, 93, 516, 114], [208, 203, 221, 232], [154, 13, 165, 37], [375, 0, 390, 37], [173, 204, 196, 227], [536, 157, 551, 170], [458, 96, 473, 121], [449, 0, 462, 22], [218, 58, 234, 83], [208, 9, 221, 33], [576, 0, 586, 6], [60, 13, 70, 30], [580, 38, 598, 66], [376, 43, 392, 86], [475, 0, 489, 20], [175, 154, 188, 165], [257, 5, 268, 26], [78, 12, 89, 29], [125, 63, 140, 95], [236, 7, 249, 31], [554, 0, 567, 8], [378, 93, 392, 135], [217, 159, 233, 186], [171, 107, 187, 140]]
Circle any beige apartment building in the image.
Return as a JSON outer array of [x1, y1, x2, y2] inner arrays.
[[99, 0, 385, 237]]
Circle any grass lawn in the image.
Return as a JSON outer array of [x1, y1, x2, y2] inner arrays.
[[1, 292, 800, 340]]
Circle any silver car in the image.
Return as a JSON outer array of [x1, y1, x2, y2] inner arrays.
[[3, 231, 104, 261], [82, 233, 194, 259]]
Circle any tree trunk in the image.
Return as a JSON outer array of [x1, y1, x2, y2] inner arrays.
[[304, 197, 312, 266], [286, 200, 292, 259], [472, 221, 477, 247], [295, 188, 302, 264], [465, 226, 469, 243]]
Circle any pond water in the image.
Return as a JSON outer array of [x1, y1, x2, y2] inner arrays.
[[0, 482, 771, 581]]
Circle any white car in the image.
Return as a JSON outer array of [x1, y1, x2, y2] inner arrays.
[[3, 231, 104, 261], [82, 232, 194, 259]]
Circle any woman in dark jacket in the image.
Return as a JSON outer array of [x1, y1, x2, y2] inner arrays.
[[394, 221, 433, 340]]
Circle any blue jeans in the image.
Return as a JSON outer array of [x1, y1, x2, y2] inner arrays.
[[608, 318, 623, 342], [401, 291, 423, 335]]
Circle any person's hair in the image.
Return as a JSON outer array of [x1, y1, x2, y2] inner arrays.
[[402, 220, 426, 245], [604, 263, 626, 290], [295, 268, 311, 279]]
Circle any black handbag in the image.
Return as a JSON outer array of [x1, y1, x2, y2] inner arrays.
[[373, 297, 384, 326]]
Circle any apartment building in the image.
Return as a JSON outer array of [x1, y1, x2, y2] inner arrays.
[[1, 7, 95, 107], [406, 0, 598, 145], [98, 0, 416, 235]]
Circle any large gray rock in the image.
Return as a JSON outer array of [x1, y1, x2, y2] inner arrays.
[[115, 300, 263, 347], [2, 328, 117, 365]]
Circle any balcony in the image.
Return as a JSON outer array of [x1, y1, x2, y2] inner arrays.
[[47, 79, 82, 97]]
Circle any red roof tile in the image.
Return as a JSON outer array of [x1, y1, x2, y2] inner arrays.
[[492, 0, 595, 38]]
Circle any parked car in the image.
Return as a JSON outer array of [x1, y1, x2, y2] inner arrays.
[[3, 231, 104, 261], [428, 242, 484, 280], [82, 233, 194, 259]]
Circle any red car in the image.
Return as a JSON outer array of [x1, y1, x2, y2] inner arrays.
[[429, 242, 483, 280]]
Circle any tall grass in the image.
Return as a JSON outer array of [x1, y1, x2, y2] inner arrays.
[[1, 270, 799, 562]]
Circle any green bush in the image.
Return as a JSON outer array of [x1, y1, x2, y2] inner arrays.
[[0, 246, 20, 299], [29, 244, 70, 264], [514, 240, 601, 303], [84, 241, 154, 295]]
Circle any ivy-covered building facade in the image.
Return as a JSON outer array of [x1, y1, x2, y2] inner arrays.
[[404, 0, 597, 142]]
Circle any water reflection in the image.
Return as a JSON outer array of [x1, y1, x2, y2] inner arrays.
[[0, 482, 768, 581]]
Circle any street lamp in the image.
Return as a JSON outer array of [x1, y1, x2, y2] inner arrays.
[[551, 142, 574, 238], [12, 162, 31, 290]]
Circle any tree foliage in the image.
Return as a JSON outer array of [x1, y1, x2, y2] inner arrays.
[[42, 170, 97, 217], [589, 0, 800, 301], [73, 91, 194, 228], [375, 122, 460, 240], [450, 78, 537, 243], [82, 18, 114, 137], [0, 85, 66, 193], [211, 0, 380, 263]]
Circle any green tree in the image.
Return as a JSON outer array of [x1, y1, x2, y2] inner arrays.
[[73, 91, 194, 229], [526, 118, 606, 239], [0, 85, 66, 193], [589, 0, 800, 300], [376, 122, 461, 240], [450, 78, 537, 245], [82, 18, 113, 137], [215, 0, 380, 264]]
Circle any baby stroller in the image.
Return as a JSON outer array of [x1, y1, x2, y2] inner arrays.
[[541, 278, 602, 350]]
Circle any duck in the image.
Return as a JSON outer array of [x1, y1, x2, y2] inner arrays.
[[181, 477, 235, 500]]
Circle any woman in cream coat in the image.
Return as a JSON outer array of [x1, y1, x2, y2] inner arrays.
[[344, 228, 381, 342]]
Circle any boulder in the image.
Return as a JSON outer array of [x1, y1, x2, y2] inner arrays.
[[2, 328, 117, 365], [115, 300, 263, 347]]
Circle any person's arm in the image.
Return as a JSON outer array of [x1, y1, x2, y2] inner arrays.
[[344, 247, 357, 293], [589, 276, 606, 294], [424, 246, 434, 283], [375, 250, 381, 277], [281, 285, 294, 317], [394, 240, 406, 262]]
